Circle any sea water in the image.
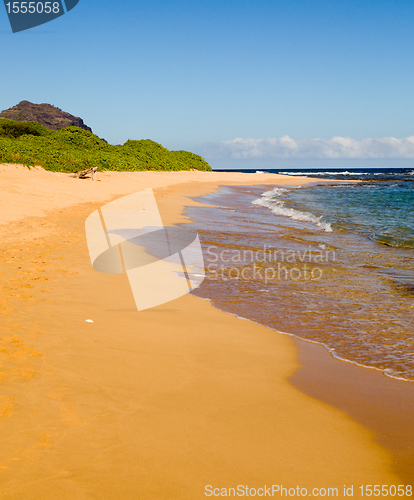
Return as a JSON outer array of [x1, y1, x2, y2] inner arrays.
[[185, 168, 414, 381]]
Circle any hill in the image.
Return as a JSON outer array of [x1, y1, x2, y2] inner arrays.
[[0, 101, 93, 133], [0, 119, 211, 172]]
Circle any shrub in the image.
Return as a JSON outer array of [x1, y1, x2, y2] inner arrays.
[[0, 120, 212, 172]]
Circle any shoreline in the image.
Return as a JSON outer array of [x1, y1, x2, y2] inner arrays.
[[0, 164, 403, 497], [291, 337, 414, 484], [186, 285, 414, 484], [157, 177, 414, 484]]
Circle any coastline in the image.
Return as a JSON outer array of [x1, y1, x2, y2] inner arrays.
[[291, 337, 414, 484], [0, 164, 402, 497]]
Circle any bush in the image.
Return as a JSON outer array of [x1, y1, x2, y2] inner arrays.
[[0, 119, 49, 139], [0, 120, 212, 172]]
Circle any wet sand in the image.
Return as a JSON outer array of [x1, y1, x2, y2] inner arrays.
[[0, 164, 402, 498], [290, 338, 414, 484]]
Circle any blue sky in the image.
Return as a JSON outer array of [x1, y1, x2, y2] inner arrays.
[[1, 0, 414, 168]]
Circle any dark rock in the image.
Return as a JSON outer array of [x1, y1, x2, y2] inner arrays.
[[0, 100, 93, 133]]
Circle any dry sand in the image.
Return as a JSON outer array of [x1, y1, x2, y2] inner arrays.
[[0, 164, 401, 498]]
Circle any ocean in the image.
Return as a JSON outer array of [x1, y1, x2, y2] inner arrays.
[[184, 168, 414, 382]]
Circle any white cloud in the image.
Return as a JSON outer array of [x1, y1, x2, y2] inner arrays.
[[204, 135, 414, 159]]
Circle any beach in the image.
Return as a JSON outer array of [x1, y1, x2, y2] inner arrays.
[[0, 164, 405, 498]]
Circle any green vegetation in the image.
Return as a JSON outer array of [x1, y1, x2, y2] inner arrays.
[[0, 119, 211, 172]]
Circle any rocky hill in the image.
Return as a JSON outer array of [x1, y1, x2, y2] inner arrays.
[[0, 100, 93, 133]]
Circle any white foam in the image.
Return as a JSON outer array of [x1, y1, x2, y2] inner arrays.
[[261, 187, 289, 196], [279, 171, 371, 176], [252, 187, 333, 232], [279, 171, 322, 176]]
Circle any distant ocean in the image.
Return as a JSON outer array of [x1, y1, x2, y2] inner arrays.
[[185, 168, 414, 381]]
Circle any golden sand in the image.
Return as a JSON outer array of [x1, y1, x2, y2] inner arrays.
[[0, 164, 400, 498]]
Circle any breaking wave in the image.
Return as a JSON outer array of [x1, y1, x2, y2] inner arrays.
[[252, 188, 333, 232]]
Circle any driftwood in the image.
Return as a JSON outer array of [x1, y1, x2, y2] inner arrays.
[[71, 166, 98, 180]]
